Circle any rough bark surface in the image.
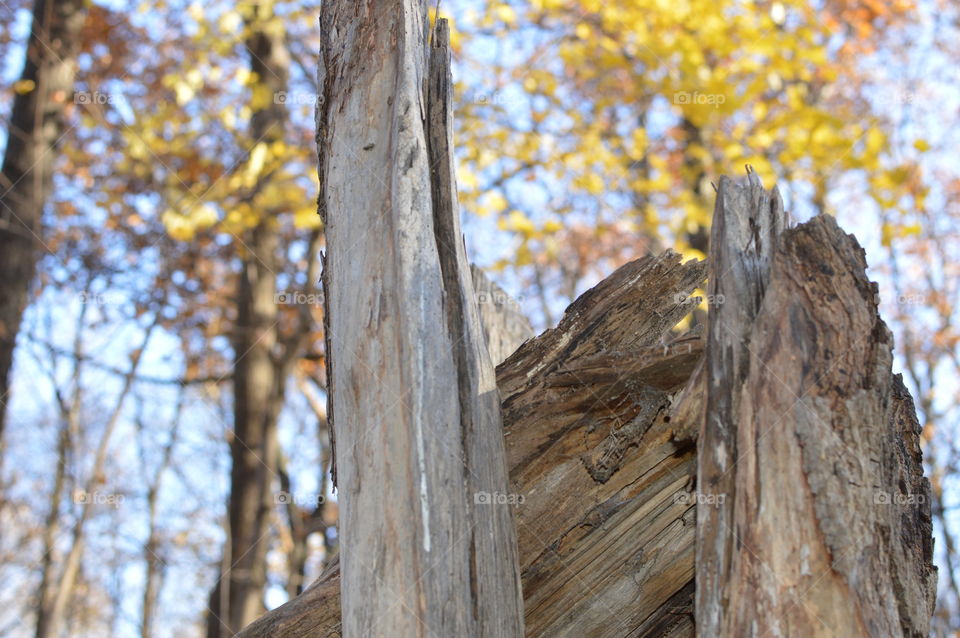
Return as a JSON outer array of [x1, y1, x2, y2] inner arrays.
[[237, 252, 708, 638], [317, 6, 523, 636], [695, 175, 936, 637], [0, 0, 86, 442]]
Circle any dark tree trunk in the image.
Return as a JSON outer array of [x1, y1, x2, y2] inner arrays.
[[206, 2, 292, 635], [0, 0, 86, 444]]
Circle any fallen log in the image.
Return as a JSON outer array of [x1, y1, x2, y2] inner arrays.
[[237, 250, 708, 638]]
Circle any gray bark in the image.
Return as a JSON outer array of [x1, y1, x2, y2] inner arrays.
[[317, 6, 524, 636]]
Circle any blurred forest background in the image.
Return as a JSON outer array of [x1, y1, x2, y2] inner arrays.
[[0, 0, 958, 636]]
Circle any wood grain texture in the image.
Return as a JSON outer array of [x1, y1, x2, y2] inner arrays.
[[237, 252, 707, 638], [695, 171, 786, 634], [695, 175, 936, 636], [425, 18, 525, 637], [317, 5, 522, 637], [501, 253, 705, 637]]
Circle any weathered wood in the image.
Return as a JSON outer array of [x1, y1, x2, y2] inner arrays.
[[500, 253, 705, 637], [471, 265, 534, 366], [695, 176, 936, 636], [238, 252, 707, 638], [696, 171, 786, 633], [317, 4, 522, 636], [425, 17, 525, 637], [236, 558, 343, 638], [306, 4, 937, 627]]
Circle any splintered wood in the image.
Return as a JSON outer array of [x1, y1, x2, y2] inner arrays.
[[269, 0, 936, 629], [696, 173, 936, 637], [239, 173, 935, 637], [239, 251, 709, 638]]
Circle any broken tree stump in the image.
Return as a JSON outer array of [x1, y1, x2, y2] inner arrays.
[[254, 0, 935, 630], [238, 251, 708, 638], [695, 173, 937, 637], [237, 175, 935, 637]]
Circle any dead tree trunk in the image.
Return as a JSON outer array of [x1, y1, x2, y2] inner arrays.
[[316, 6, 524, 637], [234, 5, 935, 633], [234, 174, 936, 637], [0, 0, 86, 444], [695, 173, 936, 637]]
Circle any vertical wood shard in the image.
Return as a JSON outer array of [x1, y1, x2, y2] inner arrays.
[[426, 18, 526, 637], [317, 3, 523, 637], [696, 172, 786, 633]]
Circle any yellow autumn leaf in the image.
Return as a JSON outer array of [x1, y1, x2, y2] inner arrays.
[[246, 142, 269, 180], [542, 219, 562, 233], [902, 223, 922, 237], [481, 191, 509, 215], [161, 210, 196, 241], [294, 207, 322, 229], [500, 210, 536, 236], [865, 127, 885, 155], [583, 173, 604, 194], [174, 81, 196, 105], [219, 10, 241, 32], [190, 203, 219, 229], [13, 79, 35, 94], [457, 166, 478, 190], [495, 4, 517, 24]]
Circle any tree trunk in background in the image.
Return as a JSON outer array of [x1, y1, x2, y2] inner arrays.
[[0, 0, 86, 446], [220, 222, 281, 635], [696, 172, 937, 636], [206, 2, 292, 635], [317, 6, 524, 636]]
